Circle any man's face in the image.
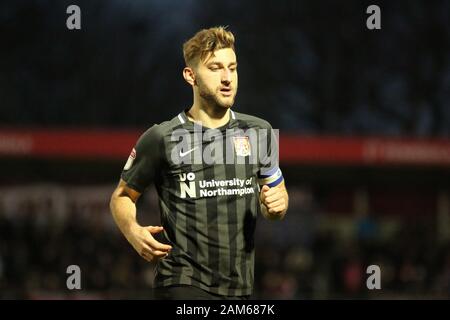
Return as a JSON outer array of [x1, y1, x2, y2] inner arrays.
[[194, 48, 238, 109]]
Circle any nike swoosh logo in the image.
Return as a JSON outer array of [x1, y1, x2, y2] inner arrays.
[[180, 147, 198, 157]]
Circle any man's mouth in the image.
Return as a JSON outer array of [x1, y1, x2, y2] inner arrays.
[[219, 87, 233, 97]]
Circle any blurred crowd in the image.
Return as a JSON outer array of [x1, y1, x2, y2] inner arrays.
[[1, 0, 449, 137], [254, 189, 450, 299], [0, 184, 448, 299]]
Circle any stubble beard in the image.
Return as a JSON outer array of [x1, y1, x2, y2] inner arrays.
[[198, 82, 235, 110]]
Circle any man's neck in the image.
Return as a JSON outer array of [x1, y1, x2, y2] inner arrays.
[[187, 102, 230, 129]]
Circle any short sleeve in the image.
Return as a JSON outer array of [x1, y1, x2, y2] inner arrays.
[[257, 122, 283, 187], [121, 125, 162, 193]]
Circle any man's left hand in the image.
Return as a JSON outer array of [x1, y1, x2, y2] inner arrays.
[[260, 182, 288, 220]]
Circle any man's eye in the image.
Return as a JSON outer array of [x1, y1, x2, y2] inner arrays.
[[209, 66, 220, 71]]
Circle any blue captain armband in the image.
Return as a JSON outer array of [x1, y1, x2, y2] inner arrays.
[[258, 167, 284, 187]]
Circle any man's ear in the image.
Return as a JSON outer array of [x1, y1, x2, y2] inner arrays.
[[183, 67, 196, 86]]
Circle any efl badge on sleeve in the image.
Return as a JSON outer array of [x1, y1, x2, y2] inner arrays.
[[233, 136, 251, 157], [123, 148, 136, 170]]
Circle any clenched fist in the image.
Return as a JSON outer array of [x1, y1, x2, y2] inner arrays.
[[260, 183, 288, 220]]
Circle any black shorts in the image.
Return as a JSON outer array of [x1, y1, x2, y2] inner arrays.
[[153, 285, 251, 300]]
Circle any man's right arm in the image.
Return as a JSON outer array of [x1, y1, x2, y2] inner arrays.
[[110, 179, 172, 262]]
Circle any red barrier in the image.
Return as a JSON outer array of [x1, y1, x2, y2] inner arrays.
[[0, 128, 140, 159], [280, 135, 450, 166], [0, 129, 449, 166]]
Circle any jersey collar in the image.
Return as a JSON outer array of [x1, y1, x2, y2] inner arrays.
[[177, 109, 237, 129]]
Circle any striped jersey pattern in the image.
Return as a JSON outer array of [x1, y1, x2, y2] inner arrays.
[[121, 109, 282, 296]]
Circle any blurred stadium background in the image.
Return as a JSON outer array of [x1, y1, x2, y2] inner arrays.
[[1, 0, 449, 299]]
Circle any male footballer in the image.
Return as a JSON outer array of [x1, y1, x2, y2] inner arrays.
[[110, 26, 289, 299]]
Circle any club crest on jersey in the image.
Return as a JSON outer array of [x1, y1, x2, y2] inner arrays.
[[123, 148, 136, 170], [233, 136, 251, 157]]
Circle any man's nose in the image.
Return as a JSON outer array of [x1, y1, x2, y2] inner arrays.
[[221, 69, 232, 84]]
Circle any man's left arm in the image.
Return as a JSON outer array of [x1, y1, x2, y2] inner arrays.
[[260, 180, 289, 220]]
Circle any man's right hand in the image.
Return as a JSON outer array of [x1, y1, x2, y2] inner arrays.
[[125, 224, 172, 262]]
